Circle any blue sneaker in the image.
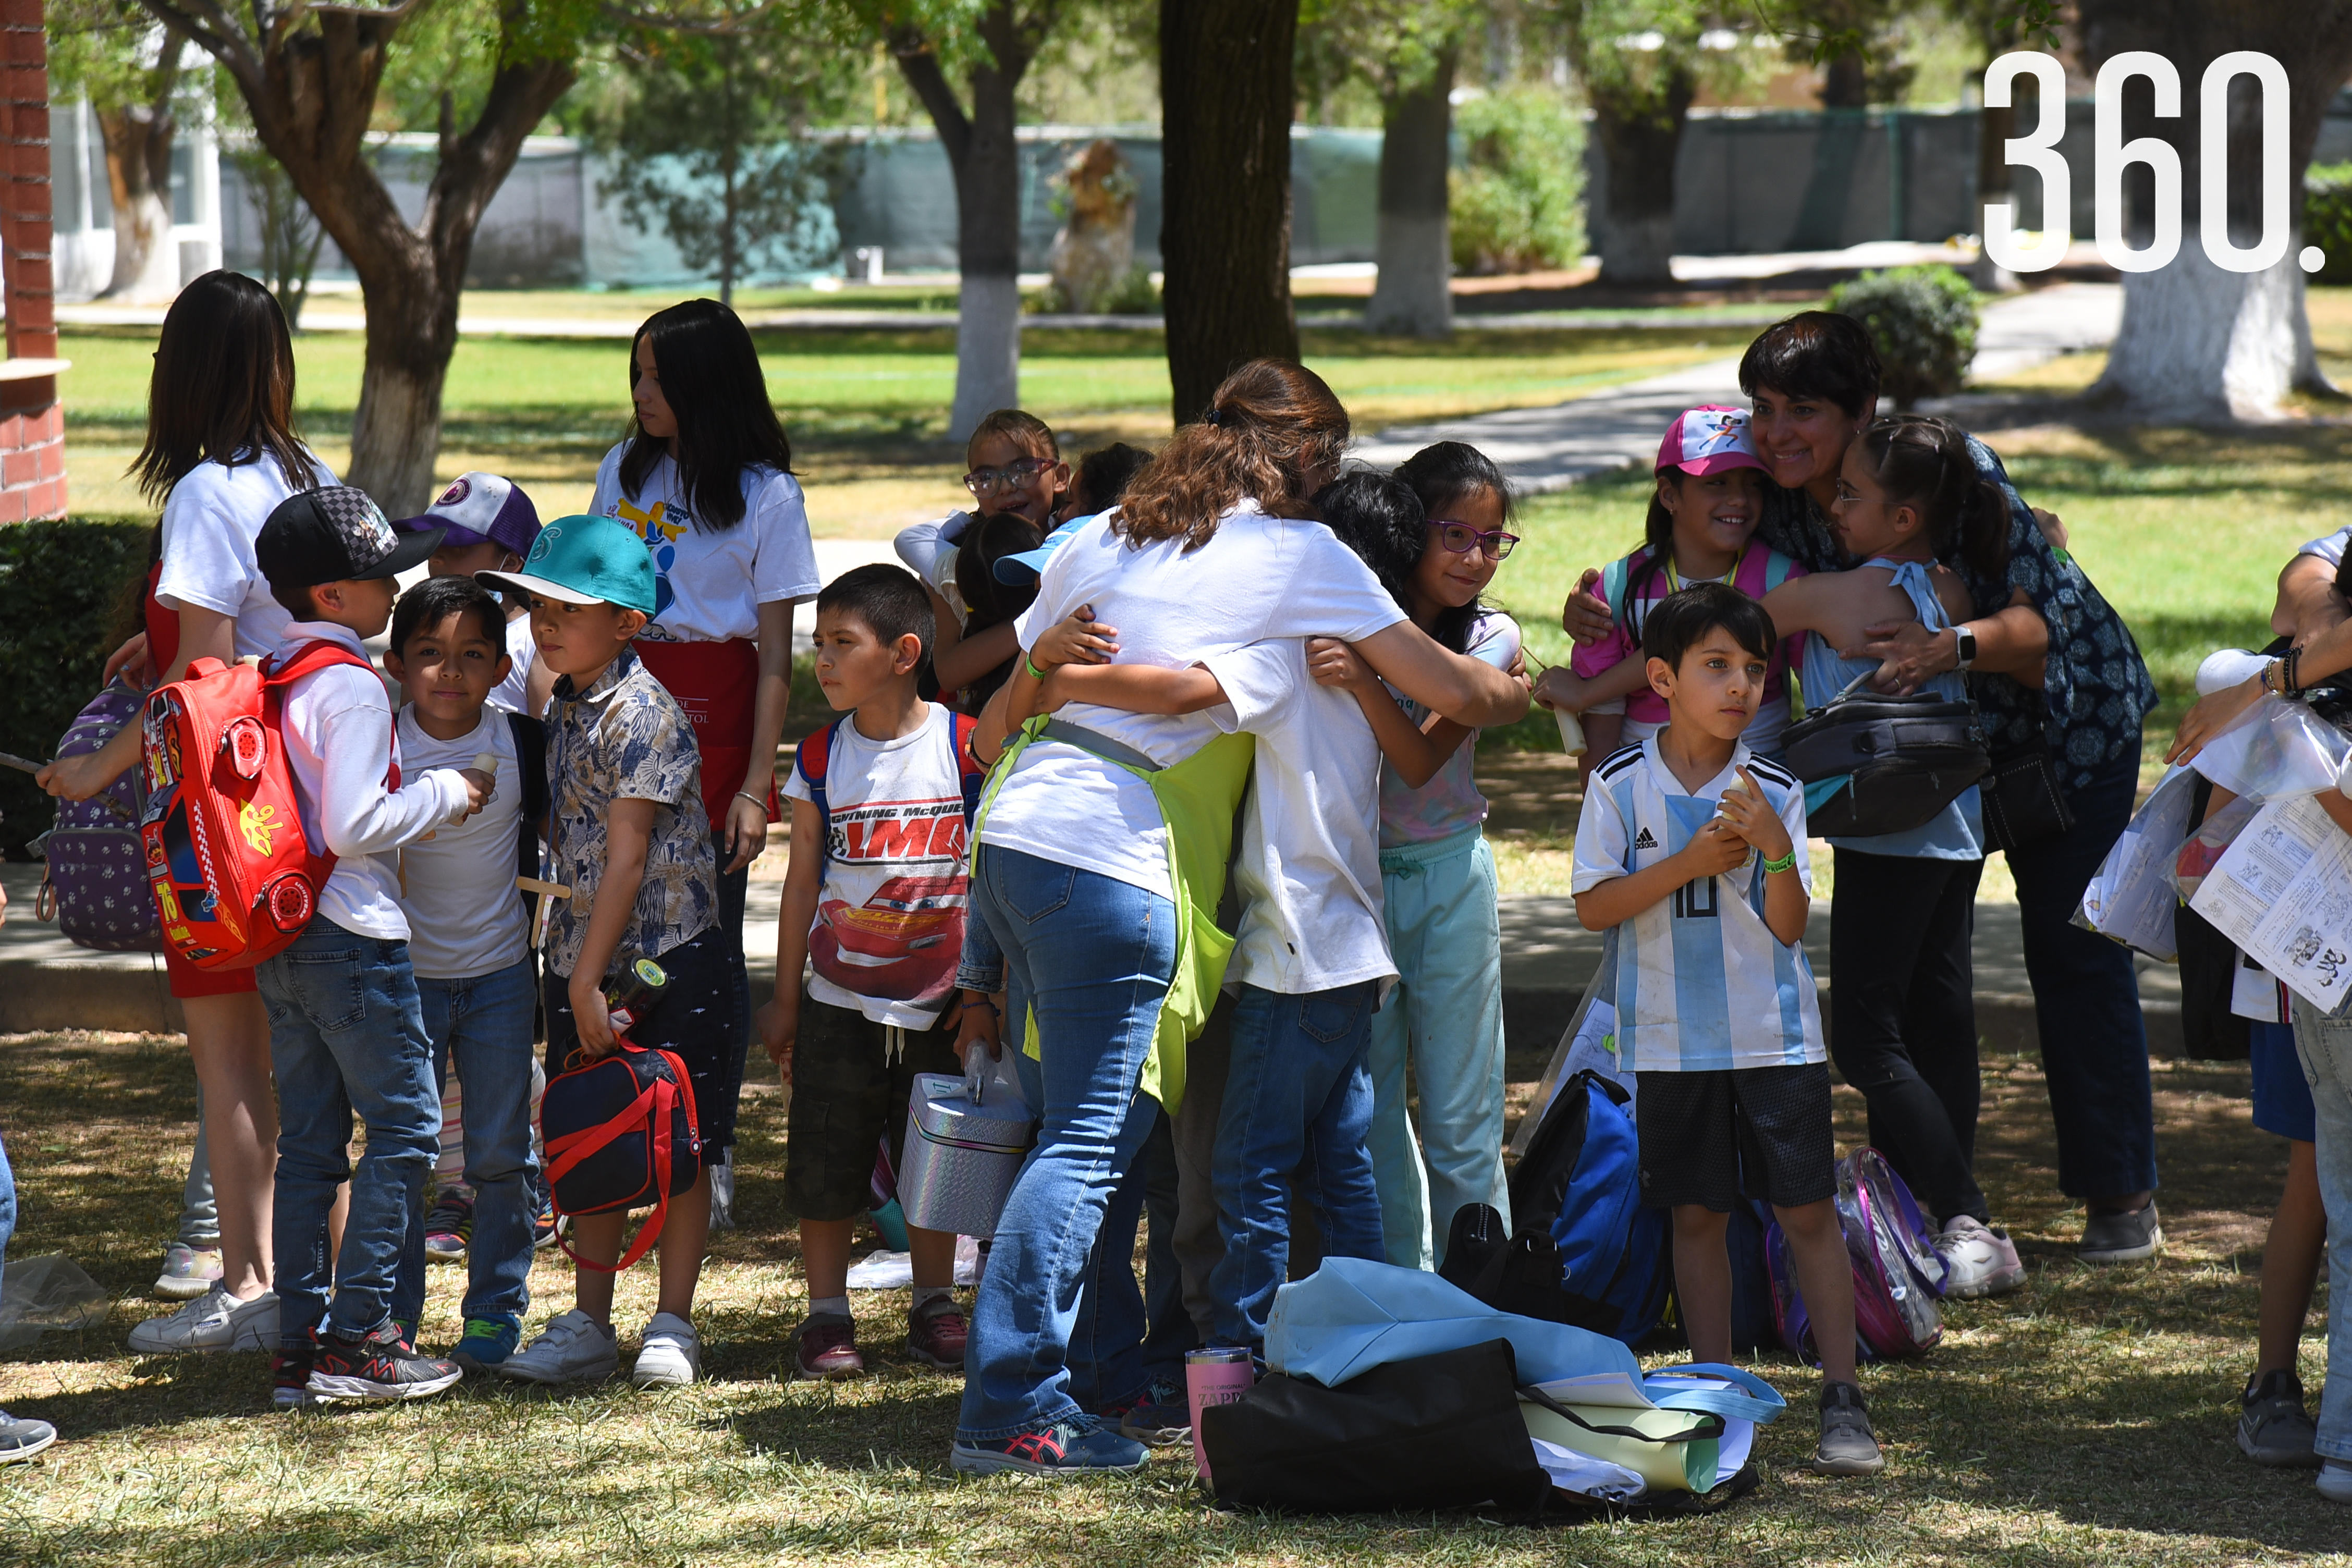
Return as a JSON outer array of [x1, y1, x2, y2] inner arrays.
[[449, 1316, 523, 1371], [950, 1415, 1148, 1477]]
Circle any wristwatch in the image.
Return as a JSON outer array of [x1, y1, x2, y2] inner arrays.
[[1953, 623, 1978, 671]]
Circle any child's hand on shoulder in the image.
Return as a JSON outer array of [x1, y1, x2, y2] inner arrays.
[[1305, 636, 1380, 696], [1716, 766, 1794, 861], [1033, 605, 1118, 671], [756, 995, 797, 1081]]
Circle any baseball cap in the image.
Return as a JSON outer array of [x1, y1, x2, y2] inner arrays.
[[992, 514, 1091, 586], [1656, 406, 1768, 477], [393, 471, 541, 558], [476, 514, 674, 621], [256, 486, 442, 591]]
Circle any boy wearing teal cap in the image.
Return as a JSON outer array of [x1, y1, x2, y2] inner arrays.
[[477, 517, 732, 1391]]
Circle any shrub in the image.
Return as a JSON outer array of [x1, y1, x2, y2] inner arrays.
[[1450, 88, 1587, 276], [0, 518, 154, 859], [1827, 265, 1981, 408], [2305, 163, 2352, 286]]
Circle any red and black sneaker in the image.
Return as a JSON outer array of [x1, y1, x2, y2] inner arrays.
[[950, 1416, 1148, 1476], [307, 1322, 464, 1404], [793, 1315, 865, 1380], [905, 1297, 969, 1370], [271, 1343, 315, 1411]]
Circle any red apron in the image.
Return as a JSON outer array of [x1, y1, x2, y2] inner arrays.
[[634, 636, 775, 832]]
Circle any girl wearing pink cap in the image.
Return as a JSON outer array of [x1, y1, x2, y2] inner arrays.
[[1534, 406, 1806, 773]]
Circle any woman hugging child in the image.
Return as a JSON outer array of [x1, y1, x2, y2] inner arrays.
[[1536, 406, 1806, 770]]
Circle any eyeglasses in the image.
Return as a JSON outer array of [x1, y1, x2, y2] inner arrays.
[[1832, 481, 1884, 507], [1430, 521, 1520, 561], [964, 457, 1058, 496]]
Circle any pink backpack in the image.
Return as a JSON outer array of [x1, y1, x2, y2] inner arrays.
[[1765, 1147, 1948, 1363]]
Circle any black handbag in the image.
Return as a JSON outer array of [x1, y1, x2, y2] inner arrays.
[[1980, 743, 2075, 854], [1198, 1339, 1553, 1515], [1783, 673, 1990, 838]]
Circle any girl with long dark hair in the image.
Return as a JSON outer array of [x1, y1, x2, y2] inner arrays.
[[589, 299, 820, 1171], [40, 270, 330, 1356]]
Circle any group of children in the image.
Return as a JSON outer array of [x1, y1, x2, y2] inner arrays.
[[2, 279, 2335, 1503]]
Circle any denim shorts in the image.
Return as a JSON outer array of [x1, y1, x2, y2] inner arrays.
[[544, 926, 743, 1152], [2250, 1019, 2318, 1143]]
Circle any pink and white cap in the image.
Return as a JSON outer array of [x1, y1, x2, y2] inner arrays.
[[1655, 406, 1767, 477], [392, 471, 542, 559]]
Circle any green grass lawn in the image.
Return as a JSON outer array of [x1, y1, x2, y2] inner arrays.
[[0, 1030, 2336, 1567]]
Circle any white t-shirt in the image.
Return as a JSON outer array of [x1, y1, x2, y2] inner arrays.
[[1204, 640, 1392, 996], [590, 445, 823, 644], [977, 504, 1408, 900], [155, 452, 335, 661], [895, 511, 975, 626], [272, 623, 473, 941], [489, 609, 536, 714], [395, 706, 528, 979], [1570, 739, 1823, 1072], [781, 705, 970, 1028], [2300, 526, 2349, 569]]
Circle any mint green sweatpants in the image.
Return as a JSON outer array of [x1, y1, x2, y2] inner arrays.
[[1366, 826, 1511, 1270]]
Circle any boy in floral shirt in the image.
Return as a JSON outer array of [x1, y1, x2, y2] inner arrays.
[[479, 517, 736, 1391]]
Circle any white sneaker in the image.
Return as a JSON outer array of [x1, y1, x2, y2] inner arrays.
[[497, 1309, 619, 1385], [127, 1285, 277, 1353], [632, 1312, 702, 1389], [1935, 1215, 2027, 1299]]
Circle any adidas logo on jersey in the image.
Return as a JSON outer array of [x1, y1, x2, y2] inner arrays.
[[1632, 826, 1658, 850]]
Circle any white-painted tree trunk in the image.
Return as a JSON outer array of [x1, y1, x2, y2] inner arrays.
[[1367, 210, 1452, 337], [2092, 247, 2313, 422], [950, 272, 1022, 442], [104, 187, 180, 302]]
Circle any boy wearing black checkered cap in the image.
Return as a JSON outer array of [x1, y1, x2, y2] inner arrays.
[[251, 485, 493, 1408]]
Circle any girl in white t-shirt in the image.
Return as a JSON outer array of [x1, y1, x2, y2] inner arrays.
[[1306, 447, 1524, 1274], [39, 271, 330, 1356], [591, 299, 823, 1150]]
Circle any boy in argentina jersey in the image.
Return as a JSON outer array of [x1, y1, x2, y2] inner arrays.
[[1570, 583, 1883, 1481]]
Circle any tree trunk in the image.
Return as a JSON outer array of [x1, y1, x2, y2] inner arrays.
[[1588, 76, 1692, 288], [1365, 47, 1454, 338], [1160, 0, 1301, 422], [2079, 0, 2352, 419], [95, 101, 179, 302], [1819, 51, 1866, 110], [145, 2, 577, 515], [891, 3, 1031, 442]]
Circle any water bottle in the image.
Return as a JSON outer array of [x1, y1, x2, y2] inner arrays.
[[604, 957, 668, 1037]]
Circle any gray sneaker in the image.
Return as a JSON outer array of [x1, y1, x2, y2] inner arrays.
[[2077, 1200, 2161, 1264], [1813, 1380, 1885, 1476], [2238, 1369, 2322, 1468], [0, 1412, 56, 1464]]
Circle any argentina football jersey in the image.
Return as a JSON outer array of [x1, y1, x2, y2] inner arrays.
[[1571, 739, 1827, 1072]]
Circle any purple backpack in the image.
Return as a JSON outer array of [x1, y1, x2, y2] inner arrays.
[[1765, 1147, 1947, 1363], [34, 681, 161, 952]]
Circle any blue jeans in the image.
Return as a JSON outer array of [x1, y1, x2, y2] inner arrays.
[[390, 959, 539, 1329], [257, 918, 443, 1345], [2009, 746, 2158, 1198], [1, 1129, 14, 1298], [2292, 997, 2352, 1464], [1210, 981, 1386, 1354], [957, 845, 1171, 1442]]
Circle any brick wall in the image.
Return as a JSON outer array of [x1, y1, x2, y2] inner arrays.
[[0, 0, 63, 523]]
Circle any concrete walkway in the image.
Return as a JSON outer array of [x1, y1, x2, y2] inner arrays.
[[1352, 281, 2121, 492]]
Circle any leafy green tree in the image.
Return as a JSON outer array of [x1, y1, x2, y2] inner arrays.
[[595, 7, 859, 305], [131, 0, 599, 513], [47, 1, 203, 301]]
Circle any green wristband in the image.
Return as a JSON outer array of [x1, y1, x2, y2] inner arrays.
[[1026, 652, 1048, 681], [1761, 849, 1798, 875]]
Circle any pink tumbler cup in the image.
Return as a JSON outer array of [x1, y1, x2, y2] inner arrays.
[[1186, 1347, 1256, 1484]]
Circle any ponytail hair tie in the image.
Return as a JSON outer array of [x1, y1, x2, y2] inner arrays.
[[1205, 405, 1227, 428]]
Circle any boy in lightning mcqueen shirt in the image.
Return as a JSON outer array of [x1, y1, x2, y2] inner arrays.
[[761, 564, 977, 1379]]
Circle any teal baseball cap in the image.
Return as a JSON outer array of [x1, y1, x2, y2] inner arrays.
[[476, 513, 673, 619]]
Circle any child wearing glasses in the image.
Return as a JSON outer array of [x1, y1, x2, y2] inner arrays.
[[1533, 407, 1807, 775], [893, 410, 1070, 711], [1303, 443, 1530, 1270]]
